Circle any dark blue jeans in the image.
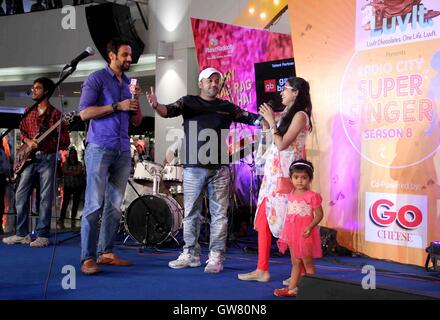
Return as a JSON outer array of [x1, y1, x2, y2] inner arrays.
[[15, 152, 56, 238]]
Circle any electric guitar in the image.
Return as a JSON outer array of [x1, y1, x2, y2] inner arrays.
[[13, 111, 75, 175]]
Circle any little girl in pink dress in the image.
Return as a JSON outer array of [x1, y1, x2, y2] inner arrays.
[[274, 159, 323, 297]]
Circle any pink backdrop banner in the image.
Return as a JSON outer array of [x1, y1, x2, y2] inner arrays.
[[191, 18, 293, 115]]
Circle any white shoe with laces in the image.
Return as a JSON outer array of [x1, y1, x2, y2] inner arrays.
[[204, 251, 224, 273], [168, 250, 201, 269]]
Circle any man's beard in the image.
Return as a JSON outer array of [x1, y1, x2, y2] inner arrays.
[[121, 64, 130, 71], [206, 88, 219, 97], [118, 60, 131, 72]]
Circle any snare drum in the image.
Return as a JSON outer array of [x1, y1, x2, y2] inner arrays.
[[133, 161, 163, 184], [163, 165, 183, 182]]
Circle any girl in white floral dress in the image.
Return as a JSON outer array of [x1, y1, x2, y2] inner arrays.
[[238, 77, 313, 284]]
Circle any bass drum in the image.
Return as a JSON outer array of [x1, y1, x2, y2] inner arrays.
[[124, 193, 183, 245]]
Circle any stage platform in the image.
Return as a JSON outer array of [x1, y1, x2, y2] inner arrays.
[[0, 228, 439, 301]]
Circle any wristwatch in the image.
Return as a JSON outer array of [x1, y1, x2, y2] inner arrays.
[[111, 102, 118, 113]]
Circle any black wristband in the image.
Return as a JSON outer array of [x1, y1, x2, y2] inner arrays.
[[111, 102, 118, 113]]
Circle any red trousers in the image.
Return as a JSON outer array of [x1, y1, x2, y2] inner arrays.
[[255, 198, 306, 274], [256, 198, 271, 271]]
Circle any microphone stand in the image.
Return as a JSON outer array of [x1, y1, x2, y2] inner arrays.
[[54, 66, 91, 245], [248, 142, 256, 228]]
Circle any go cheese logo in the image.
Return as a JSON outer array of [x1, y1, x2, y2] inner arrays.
[[365, 192, 427, 249], [369, 199, 423, 230]]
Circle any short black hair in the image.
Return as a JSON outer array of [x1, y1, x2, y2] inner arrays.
[[33, 77, 55, 94], [289, 159, 314, 180], [106, 38, 132, 62]]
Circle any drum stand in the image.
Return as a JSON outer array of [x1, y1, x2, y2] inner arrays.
[[248, 160, 257, 228], [226, 164, 247, 250], [230, 147, 262, 253], [145, 170, 181, 247], [124, 169, 181, 249], [122, 179, 146, 244]]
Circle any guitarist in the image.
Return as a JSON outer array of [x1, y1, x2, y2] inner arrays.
[[3, 77, 70, 247]]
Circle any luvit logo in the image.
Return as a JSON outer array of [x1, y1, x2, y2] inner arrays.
[[361, 1, 440, 36]]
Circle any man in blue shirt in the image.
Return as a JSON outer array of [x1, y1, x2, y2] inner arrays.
[[79, 38, 143, 275], [146, 67, 259, 273]]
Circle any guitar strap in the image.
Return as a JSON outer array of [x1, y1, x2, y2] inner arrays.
[[28, 106, 54, 162], [38, 106, 53, 137]]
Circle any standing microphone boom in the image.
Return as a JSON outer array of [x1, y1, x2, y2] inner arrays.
[[63, 47, 95, 70]]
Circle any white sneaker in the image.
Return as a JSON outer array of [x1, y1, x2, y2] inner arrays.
[[2, 234, 32, 245], [283, 277, 291, 286], [168, 250, 201, 269], [30, 237, 49, 248], [204, 251, 224, 273]]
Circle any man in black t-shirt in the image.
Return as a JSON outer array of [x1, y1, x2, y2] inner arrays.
[[147, 67, 259, 273]]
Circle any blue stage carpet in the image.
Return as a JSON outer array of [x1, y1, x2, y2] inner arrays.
[[1, 231, 439, 300]]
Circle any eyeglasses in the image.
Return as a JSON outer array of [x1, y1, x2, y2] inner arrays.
[[284, 85, 297, 91]]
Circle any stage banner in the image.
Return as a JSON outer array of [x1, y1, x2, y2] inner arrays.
[[191, 18, 293, 209], [288, 0, 440, 266], [191, 18, 293, 115]]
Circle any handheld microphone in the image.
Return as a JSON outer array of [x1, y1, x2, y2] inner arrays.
[[129, 78, 138, 99], [254, 100, 274, 126], [63, 47, 95, 70]]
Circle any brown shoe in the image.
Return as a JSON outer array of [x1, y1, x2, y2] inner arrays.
[[97, 253, 132, 266], [81, 259, 100, 275]]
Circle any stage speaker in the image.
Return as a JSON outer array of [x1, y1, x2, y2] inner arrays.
[[297, 274, 437, 300], [85, 3, 145, 63], [320, 226, 352, 257], [425, 241, 440, 271]]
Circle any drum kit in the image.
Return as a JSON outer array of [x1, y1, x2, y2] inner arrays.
[[122, 133, 259, 248], [123, 160, 184, 247]]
